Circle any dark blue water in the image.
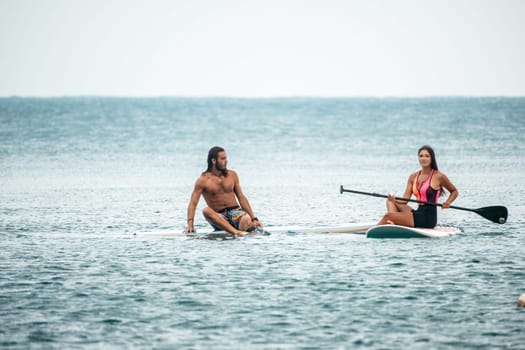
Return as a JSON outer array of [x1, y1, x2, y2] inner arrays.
[[1, 97, 524, 348]]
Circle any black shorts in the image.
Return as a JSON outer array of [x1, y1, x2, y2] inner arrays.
[[412, 205, 437, 228]]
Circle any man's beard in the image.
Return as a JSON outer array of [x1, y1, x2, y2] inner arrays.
[[215, 163, 228, 176]]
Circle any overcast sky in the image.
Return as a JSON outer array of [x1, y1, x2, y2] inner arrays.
[[1, 0, 524, 97]]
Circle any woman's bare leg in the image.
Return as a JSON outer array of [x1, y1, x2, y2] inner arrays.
[[386, 199, 413, 213], [378, 211, 414, 227]]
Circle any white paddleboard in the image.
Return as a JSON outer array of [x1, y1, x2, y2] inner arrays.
[[366, 225, 461, 239], [134, 222, 376, 239]]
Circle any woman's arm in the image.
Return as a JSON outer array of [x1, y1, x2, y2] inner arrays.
[[439, 173, 458, 208]]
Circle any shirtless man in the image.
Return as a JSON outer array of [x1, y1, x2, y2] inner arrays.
[[185, 146, 263, 236]]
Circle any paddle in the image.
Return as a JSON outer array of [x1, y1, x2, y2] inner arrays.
[[340, 186, 508, 224]]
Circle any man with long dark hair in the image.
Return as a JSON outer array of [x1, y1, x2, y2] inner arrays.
[[185, 146, 263, 235]]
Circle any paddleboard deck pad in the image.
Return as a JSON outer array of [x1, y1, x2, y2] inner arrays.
[[186, 227, 271, 240], [366, 225, 461, 239], [134, 222, 375, 239]]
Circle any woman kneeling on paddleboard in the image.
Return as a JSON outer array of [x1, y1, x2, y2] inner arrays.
[[379, 145, 459, 228]]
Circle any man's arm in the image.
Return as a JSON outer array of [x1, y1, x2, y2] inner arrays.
[[233, 171, 261, 226], [185, 179, 203, 232]]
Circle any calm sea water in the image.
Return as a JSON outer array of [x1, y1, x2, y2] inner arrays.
[[1, 97, 524, 349]]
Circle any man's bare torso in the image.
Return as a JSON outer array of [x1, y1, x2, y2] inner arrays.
[[200, 171, 239, 211]]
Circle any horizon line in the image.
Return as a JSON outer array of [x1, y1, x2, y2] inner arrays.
[[1, 94, 524, 99]]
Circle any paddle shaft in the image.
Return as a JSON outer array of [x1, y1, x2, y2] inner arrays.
[[340, 186, 507, 224], [340, 186, 474, 212]]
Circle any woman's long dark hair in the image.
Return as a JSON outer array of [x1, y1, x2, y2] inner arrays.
[[204, 146, 226, 174]]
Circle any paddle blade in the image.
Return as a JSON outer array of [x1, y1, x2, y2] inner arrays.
[[475, 206, 508, 224]]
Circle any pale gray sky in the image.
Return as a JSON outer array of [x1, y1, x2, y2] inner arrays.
[[1, 0, 524, 97]]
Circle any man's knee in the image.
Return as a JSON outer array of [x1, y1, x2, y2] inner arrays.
[[237, 213, 252, 230]]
